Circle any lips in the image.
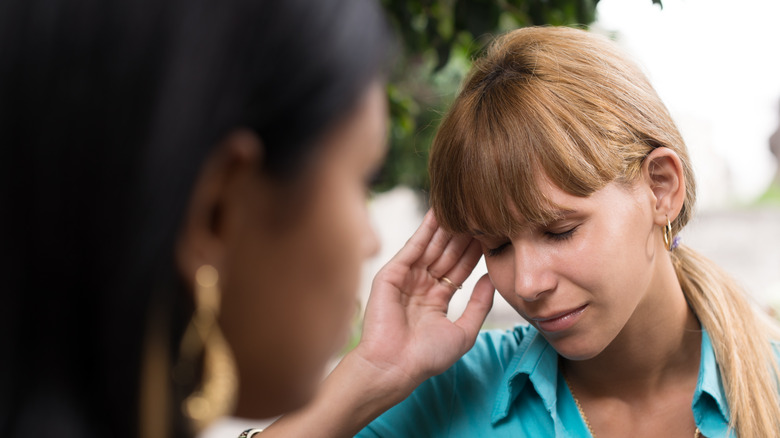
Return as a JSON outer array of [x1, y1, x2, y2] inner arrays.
[[530, 304, 588, 333]]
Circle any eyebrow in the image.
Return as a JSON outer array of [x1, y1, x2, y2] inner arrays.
[[468, 208, 579, 236], [550, 208, 578, 218]]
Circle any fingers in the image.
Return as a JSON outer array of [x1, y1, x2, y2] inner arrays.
[[418, 226, 458, 268], [413, 210, 480, 282], [385, 210, 481, 294], [389, 210, 468, 276], [387, 210, 439, 267], [425, 232, 472, 279], [453, 274, 495, 345], [431, 239, 482, 289]]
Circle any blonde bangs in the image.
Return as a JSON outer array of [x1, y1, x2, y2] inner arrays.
[[428, 26, 687, 237], [429, 89, 554, 237], [430, 59, 621, 236]]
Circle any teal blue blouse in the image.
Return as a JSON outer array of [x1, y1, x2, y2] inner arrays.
[[357, 325, 739, 437]]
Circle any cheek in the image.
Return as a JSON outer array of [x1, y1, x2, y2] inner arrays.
[[303, 179, 369, 301], [562, 236, 608, 289], [484, 257, 522, 308], [218, 184, 370, 413], [565, 213, 653, 304]]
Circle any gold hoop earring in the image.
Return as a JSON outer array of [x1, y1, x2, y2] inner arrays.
[[176, 265, 238, 433], [663, 216, 679, 251]]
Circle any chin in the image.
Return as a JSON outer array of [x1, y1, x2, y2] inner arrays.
[[276, 389, 317, 416], [236, 384, 316, 420], [280, 367, 328, 411], [556, 349, 599, 361], [234, 365, 325, 419], [548, 336, 606, 361]]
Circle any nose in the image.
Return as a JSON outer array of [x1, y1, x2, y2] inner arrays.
[[513, 242, 556, 302]]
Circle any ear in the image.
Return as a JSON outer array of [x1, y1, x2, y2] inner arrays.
[[175, 129, 265, 286], [641, 147, 686, 226]]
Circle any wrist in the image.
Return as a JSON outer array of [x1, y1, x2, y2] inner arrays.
[[327, 349, 416, 411], [261, 351, 415, 437]]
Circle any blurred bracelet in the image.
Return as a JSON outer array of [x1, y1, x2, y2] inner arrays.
[[238, 428, 264, 437]]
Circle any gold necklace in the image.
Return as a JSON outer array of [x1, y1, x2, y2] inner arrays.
[[562, 372, 702, 438]]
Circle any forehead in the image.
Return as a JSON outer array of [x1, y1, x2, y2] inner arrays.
[[319, 81, 387, 164]]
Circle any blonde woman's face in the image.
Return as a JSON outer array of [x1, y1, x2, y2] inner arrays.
[[474, 178, 666, 360]]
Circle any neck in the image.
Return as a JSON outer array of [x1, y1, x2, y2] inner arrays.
[[562, 258, 701, 398]]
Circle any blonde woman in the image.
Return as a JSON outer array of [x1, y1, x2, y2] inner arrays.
[[352, 27, 780, 437], [245, 26, 780, 438]]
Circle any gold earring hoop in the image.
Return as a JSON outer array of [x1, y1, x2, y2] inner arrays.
[[176, 265, 238, 433], [663, 216, 678, 251]]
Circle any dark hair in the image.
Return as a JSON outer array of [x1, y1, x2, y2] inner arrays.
[[0, 0, 391, 436]]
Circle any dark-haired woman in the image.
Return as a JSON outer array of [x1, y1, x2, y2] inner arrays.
[[0, 0, 496, 437]]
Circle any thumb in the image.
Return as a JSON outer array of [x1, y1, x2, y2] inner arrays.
[[453, 273, 495, 350]]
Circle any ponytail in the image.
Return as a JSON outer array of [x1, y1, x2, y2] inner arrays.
[[673, 245, 780, 437]]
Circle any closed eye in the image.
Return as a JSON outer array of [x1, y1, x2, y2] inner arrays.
[[486, 242, 510, 257], [544, 225, 579, 242]]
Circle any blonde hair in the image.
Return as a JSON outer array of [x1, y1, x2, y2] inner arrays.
[[429, 26, 780, 436]]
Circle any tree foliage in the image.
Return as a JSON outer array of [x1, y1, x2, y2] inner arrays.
[[374, 0, 658, 193]]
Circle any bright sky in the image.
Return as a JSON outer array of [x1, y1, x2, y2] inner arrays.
[[595, 0, 780, 208]]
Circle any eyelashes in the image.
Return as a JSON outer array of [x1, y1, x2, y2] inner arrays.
[[545, 225, 579, 242], [486, 242, 510, 257], [484, 225, 580, 257]]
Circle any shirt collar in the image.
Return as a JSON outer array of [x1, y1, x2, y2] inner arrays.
[[490, 326, 731, 428], [491, 326, 558, 425], [693, 328, 730, 423]]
